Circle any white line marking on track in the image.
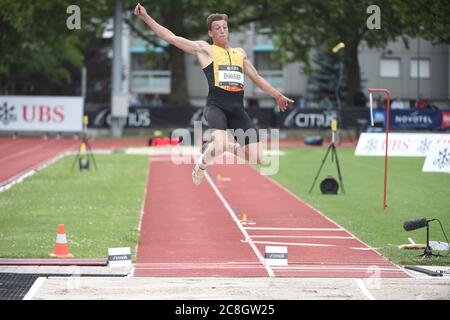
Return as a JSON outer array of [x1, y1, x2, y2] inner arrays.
[[249, 235, 354, 239], [357, 279, 376, 300], [23, 277, 46, 300], [0, 139, 22, 151], [205, 171, 274, 277], [134, 156, 152, 275], [0, 140, 79, 192], [244, 227, 344, 231], [261, 173, 409, 276], [271, 266, 404, 272], [0, 141, 49, 163], [243, 240, 335, 247], [136, 262, 261, 266], [135, 265, 267, 270], [351, 247, 382, 251], [0, 153, 66, 193]]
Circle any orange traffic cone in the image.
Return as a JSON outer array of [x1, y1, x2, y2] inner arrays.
[[240, 213, 248, 223], [49, 224, 74, 258]]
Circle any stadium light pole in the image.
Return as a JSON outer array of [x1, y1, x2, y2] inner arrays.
[[332, 42, 345, 110], [111, 0, 124, 137], [332, 42, 345, 145]]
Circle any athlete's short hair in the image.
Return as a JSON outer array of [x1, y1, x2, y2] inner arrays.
[[207, 13, 228, 30]]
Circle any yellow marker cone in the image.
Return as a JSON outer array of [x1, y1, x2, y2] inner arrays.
[[217, 174, 221, 181]]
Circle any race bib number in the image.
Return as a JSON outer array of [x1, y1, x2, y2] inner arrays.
[[218, 65, 244, 88]]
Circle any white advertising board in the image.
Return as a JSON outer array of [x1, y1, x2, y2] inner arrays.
[[422, 138, 450, 173], [355, 133, 450, 157], [0, 96, 84, 132]]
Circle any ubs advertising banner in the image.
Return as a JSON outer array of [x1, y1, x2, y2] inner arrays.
[[0, 96, 84, 132], [422, 138, 450, 173], [355, 132, 450, 157]]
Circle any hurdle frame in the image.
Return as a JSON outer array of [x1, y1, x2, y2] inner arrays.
[[368, 88, 391, 210]]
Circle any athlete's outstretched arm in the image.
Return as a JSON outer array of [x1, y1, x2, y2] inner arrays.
[[238, 48, 294, 112], [134, 3, 207, 55]]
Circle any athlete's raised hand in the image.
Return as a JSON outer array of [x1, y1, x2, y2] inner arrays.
[[276, 94, 294, 112], [134, 3, 147, 19]]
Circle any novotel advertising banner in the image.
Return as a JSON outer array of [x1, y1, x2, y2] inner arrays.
[[371, 109, 450, 130], [0, 96, 84, 132]]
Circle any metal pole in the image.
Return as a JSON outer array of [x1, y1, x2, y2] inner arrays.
[[335, 50, 344, 145], [383, 91, 391, 209], [81, 67, 87, 100], [111, 0, 123, 137], [368, 88, 391, 210], [335, 52, 343, 111], [417, 37, 420, 101]]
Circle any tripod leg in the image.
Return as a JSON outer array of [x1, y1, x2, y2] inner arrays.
[[89, 152, 98, 170], [84, 140, 98, 170], [332, 145, 345, 194], [71, 154, 80, 172], [309, 145, 332, 194]]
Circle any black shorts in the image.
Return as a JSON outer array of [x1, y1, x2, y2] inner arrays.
[[204, 105, 259, 145]]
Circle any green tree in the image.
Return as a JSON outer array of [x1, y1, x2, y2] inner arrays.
[[261, 0, 406, 107], [127, 0, 265, 107], [126, 0, 206, 107], [306, 47, 347, 106], [399, 0, 450, 44], [0, 0, 110, 94], [261, 0, 450, 107]]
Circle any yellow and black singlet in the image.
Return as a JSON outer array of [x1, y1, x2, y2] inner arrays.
[[203, 44, 245, 110]]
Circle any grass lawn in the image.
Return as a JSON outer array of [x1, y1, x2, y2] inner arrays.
[[0, 154, 149, 259], [262, 147, 450, 266]]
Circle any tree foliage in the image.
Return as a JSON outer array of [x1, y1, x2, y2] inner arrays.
[[260, 0, 450, 106], [307, 47, 347, 105], [126, 0, 265, 106], [0, 0, 110, 93], [1, 0, 449, 106]]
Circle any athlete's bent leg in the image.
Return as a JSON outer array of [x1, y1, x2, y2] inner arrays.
[[192, 130, 261, 185], [243, 141, 267, 165]]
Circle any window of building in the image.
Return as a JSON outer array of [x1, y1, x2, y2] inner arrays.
[[379, 58, 400, 78], [131, 51, 169, 71], [410, 59, 430, 79], [254, 51, 282, 71]]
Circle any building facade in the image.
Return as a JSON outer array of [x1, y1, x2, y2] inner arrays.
[[128, 25, 450, 109]]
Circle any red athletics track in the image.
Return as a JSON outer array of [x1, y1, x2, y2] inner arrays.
[[0, 136, 148, 187], [135, 159, 268, 277], [135, 157, 409, 278]]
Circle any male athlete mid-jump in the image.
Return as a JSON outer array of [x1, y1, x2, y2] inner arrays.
[[134, 3, 294, 185]]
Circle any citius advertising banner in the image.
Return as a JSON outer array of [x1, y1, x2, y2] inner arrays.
[[281, 109, 338, 128], [0, 96, 84, 132]]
